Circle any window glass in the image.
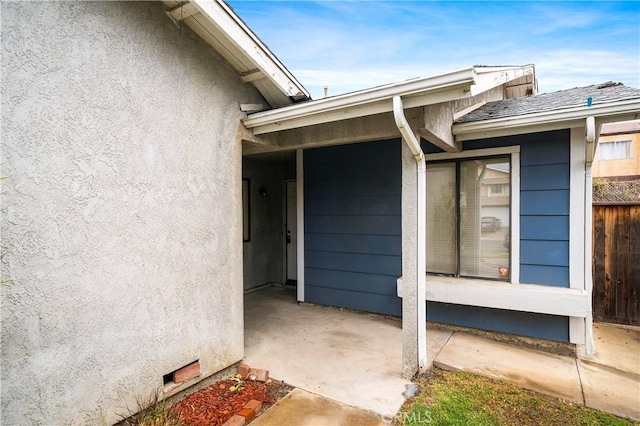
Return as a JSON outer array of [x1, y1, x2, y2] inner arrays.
[[599, 140, 631, 160], [427, 156, 510, 280], [426, 163, 456, 274]]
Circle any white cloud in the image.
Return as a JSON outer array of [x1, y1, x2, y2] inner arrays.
[[534, 50, 640, 93], [228, 1, 640, 98]]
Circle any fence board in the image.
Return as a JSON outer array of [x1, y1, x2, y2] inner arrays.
[[592, 205, 640, 325]]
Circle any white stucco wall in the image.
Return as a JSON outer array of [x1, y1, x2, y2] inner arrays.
[[1, 2, 263, 424]]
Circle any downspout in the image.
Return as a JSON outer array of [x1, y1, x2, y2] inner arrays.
[[584, 116, 597, 355], [393, 96, 427, 371]]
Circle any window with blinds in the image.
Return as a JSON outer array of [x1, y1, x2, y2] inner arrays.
[[426, 156, 511, 280], [599, 140, 631, 160]]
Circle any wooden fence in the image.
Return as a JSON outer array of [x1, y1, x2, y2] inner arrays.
[[592, 205, 639, 325]]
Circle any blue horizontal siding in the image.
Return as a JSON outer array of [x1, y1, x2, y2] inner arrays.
[[305, 214, 401, 235], [306, 233, 401, 256], [521, 190, 570, 215], [306, 268, 399, 295], [521, 240, 569, 266], [306, 286, 402, 316], [521, 164, 569, 191], [305, 194, 402, 216], [305, 251, 401, 276], [520, 216, 569, 240], [427, 301, 569, 342], [520, 264, 569, 287], [304, 139, 402, 315], [305, 172, 401, 196]]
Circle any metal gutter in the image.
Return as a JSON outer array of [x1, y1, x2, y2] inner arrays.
[[393, 96, 427, 373], [243, 67, 478, 134], [453, 98, 640, 138]]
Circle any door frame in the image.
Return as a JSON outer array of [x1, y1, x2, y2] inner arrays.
[[283, 179, 297, 285]]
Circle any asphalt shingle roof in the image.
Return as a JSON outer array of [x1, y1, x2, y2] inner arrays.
[[456, 82, 640, 123]]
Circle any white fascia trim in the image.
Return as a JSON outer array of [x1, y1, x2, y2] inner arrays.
[[470, 65, 535, 96], [243, 68, 478, 134], [453, 98, 640, 141], [426, 277, 590, 318], [190, 0, 310, 100], [296, 149, 305, 302]]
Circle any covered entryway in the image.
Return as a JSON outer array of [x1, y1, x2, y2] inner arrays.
[[242, 151, 297, 291], [243, 285, 452, 418]]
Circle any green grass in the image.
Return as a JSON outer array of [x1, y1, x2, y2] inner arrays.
[[119, 391, 183, 426], [395, 369, 634, 426]]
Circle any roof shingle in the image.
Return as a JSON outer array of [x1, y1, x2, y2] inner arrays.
[[456, 82, 640, 123]]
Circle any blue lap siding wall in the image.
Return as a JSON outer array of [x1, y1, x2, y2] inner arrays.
[[304, 139, 403, 316], [304, 130, 571, 341]]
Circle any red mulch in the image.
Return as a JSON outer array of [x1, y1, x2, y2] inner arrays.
[[171, 379, 291, 426]]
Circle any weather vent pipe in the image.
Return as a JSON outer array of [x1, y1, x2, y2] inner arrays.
[[393, 96, 427, 371]]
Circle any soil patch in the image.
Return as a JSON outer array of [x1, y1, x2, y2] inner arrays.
[[171, 378, 292, 426]]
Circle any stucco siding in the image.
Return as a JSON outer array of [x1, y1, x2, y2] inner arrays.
[[1, 2, 262, 424], [304, 140, 402, 316]]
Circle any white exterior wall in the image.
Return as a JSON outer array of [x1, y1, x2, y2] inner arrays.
[[1, 2, 262, 424]]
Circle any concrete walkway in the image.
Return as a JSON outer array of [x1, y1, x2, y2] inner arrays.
[[434, 324, 640, 420], [244, 286, 640, 423]]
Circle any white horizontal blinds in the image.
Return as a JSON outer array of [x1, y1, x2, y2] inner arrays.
[[459, 157, 510, 279], [599, 140, 631, 160], [426, 163, 456, 274]]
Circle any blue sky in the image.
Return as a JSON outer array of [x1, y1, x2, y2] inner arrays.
[[227, 1, 640, 100]]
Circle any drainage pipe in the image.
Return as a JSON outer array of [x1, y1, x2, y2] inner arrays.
[[393, 96, 427, 371], [584, 116, 597, 355]]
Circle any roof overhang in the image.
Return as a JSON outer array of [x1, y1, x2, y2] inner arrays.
[[453, 98, 640, 142], [243, 65, 535, 135], [163, 0, 310, 108]]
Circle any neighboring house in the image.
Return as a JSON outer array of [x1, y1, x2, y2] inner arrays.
[[593, 120, 640, 179], [2, 1, 640, 425]]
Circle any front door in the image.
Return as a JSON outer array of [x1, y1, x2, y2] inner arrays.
[[286, 181, 297, 282]]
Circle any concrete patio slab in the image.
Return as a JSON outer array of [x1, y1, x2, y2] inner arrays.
[[244, 286, 453, 418], [580, 323, 640, 376], [578, 360, 640, 421], [251, 388, 387, 426], [244, 286, 409, 418], [434, 332, 583, 404]]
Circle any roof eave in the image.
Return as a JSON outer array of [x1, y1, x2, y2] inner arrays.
[[453, 99, 640, 142], [165, 0, 310, 107], [243, 65, 537, 135]]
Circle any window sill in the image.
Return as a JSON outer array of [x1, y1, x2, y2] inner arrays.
[[424, 276, 589, 317]]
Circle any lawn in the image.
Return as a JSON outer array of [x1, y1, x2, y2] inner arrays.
[[394, 368, 634, 426]]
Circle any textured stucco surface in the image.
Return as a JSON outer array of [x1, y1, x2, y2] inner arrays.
[[1, 2, 263, 424]]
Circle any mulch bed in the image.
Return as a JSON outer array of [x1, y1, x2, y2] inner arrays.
[[172, 378, 292, 426]]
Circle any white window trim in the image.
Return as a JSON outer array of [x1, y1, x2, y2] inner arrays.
[[296, 149, 305, 302], [425, 276, 589, 318], [425, 145, 520, 284]]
